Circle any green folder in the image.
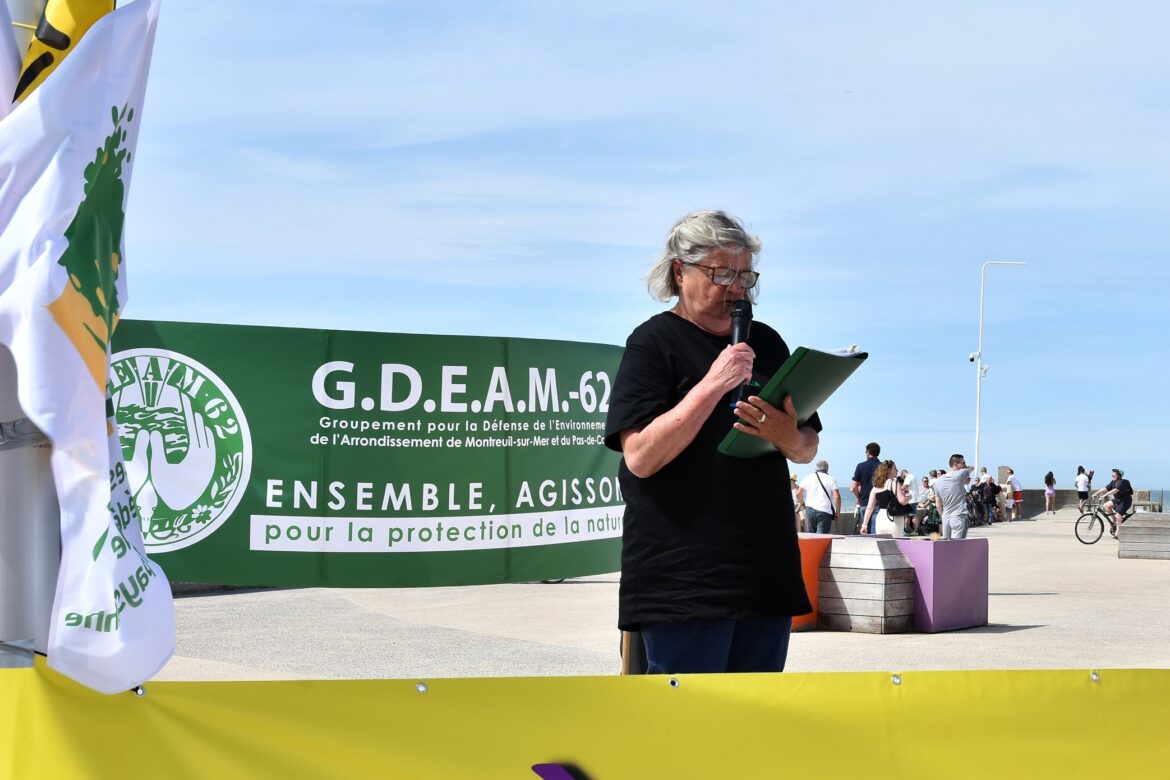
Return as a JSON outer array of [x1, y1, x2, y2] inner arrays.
[[717, 346, 868, 459]]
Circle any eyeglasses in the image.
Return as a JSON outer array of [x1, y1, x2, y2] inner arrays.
[[681, 262, 759, 289]]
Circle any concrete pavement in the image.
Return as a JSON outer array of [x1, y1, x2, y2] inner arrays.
[[155, 506, 1170, 682]]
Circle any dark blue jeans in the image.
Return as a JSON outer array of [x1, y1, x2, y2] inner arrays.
[[640, 617, 793, 674], [805, 508, 834, 534]]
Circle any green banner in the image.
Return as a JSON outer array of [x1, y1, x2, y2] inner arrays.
[[109, 320, 624, 587]]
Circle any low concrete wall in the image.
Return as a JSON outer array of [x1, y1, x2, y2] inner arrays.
[[1017, 489, 1068, 515], [1014, 488, 1162, 517]]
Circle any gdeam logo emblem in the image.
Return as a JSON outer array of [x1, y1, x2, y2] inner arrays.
[[110, 349, 252, 552]]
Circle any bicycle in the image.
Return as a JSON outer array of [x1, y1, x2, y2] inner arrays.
[[1074, 500, 1135, 544]]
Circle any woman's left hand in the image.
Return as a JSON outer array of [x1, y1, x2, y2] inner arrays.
[[733, 395, 818, 463]]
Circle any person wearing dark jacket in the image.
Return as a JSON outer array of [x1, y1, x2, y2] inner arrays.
[[977, 474, 1001, 524]]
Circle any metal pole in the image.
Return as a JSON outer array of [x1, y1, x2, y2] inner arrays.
[[973, 260, 1025, 476], [975, 271, 985, 476], [0, 345, 59, 667]]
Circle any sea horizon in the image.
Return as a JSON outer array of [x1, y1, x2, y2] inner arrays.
[[806, 479, 1167, 515]]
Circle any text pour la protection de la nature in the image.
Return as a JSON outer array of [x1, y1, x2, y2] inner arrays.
[[253, 476, 623, 553]]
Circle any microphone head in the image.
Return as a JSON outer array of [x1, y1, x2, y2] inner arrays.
[[729, 299, 752, 346]]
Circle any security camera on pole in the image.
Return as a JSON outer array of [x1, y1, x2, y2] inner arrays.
[[972, 261, 1025, 476]]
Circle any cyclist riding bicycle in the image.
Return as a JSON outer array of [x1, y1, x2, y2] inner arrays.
[[1092, 468, 1133, 538]]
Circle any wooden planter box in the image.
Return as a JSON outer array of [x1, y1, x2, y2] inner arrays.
[[1118, 512, 1170, 559], [893, 538, 988, 633], [817, 537, 915, 634]]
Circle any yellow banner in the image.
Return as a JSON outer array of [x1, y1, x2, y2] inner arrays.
[[3, 658, 1167, 778]]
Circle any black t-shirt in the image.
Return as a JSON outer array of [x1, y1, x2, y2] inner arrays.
[[978, 482, 1001, 501], [604, 311, 819, 630], [1109, 478, 1134, 505], [852, 458, 880, 507]]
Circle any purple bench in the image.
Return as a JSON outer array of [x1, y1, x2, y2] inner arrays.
[[893, 538, 988, 633]]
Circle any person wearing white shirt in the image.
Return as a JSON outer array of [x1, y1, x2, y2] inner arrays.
[[799, 460, 841, 534], [1007, 468, 1024, 520], [906, 470, 920, 502], [1074, 466, 1091, 513]]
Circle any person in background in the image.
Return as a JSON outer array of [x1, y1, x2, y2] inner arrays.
[[1093, 468, 1134, 538], [791, 473, 806, 533], [978, 474, 1001, 524], [604, 209, 819, 675], [899, 468, 918, 534], [934, 454, 973, 539], [901, 468, 918, 503], [860, 459, 910, 536], [963, 474, 986, 525], [1074, 466, 1090, 513], [1001, 474, 1015, 521], [800, 459, 841, 534], [851, 442, 881, 534], [1007, 468, 1024, 520], [913, 475, 934, 534], [1044, 471, 1057, 515]]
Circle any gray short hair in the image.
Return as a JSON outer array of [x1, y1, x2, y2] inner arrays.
[[644, 210, 761, 302], [815, 459, 829, 472]]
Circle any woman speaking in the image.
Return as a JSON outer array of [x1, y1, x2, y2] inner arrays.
[[604, 210, 821, 675]]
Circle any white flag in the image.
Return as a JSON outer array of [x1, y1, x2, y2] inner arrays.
[[0, 0, 172, 694]]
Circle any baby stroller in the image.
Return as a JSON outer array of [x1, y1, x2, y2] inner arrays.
[[918, 504, 941, 535], [966, 491, 989, 527]]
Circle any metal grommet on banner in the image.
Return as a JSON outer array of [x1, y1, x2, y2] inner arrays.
[[668, 677, 680, 688], [131, 685, 146, 698], [416, 682, 429, 694], [1090, 671, 1101, 683], [891, 674, 902, 686]]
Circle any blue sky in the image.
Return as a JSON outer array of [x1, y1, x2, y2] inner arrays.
[[110, 1, 1168, 489]]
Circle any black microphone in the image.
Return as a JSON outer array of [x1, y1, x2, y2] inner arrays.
[[729, 299, 752, 406]]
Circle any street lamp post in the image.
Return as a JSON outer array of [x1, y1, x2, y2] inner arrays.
[[972, 260, 1025, 476]]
